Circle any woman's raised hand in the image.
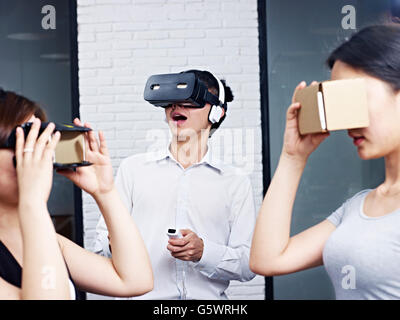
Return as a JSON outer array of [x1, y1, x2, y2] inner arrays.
[[15, 118, 60, 205], [56, 118, 114, 200], [281, 81, 330, 163]]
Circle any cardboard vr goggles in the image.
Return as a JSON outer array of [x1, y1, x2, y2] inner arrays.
[[3, 122, 92, 169], [143, 72, 223, 109], [294, 78, 369, 135]]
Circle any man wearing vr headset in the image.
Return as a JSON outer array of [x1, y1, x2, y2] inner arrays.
[[95, 70, 256, 299]]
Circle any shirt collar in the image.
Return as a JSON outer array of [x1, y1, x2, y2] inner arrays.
[[149, 143, 224, 173]]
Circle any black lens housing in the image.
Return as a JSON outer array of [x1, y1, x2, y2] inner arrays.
[[144, 72, 221, 109]]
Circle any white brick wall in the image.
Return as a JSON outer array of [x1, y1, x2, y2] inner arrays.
[[77, 0, 264, 300]]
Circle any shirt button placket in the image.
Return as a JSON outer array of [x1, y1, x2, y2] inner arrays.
[[176, 169, 190, 299]]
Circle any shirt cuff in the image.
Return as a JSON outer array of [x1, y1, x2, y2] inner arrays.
[[191, 238, 227, 277]]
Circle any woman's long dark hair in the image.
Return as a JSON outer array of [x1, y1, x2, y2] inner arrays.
[[0, 88, 47, 146], [327, 24, 400, 91]]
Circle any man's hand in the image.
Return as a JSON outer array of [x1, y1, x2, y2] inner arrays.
[[167, 229, 204, 262]]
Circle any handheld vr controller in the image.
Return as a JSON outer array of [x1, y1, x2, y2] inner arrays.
[[167, 228, 183, 239]]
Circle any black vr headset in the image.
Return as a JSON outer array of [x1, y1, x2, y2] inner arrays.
[[144, 71, 226, 124], [1, 122, 92, 169]]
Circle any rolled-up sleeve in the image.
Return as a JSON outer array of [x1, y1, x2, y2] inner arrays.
[[94, 159, 134, 257], [94, 215, 111, 257], [192, 176, 257, 282]]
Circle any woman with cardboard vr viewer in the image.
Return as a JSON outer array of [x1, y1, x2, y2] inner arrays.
[[0, 90, 153, 299], [250, 24, 400, 299]]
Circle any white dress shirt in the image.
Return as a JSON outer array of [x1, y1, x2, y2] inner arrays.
[[94, 146, 256, 300]]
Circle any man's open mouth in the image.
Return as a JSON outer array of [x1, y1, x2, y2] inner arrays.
[[171, 112, 187, 122]]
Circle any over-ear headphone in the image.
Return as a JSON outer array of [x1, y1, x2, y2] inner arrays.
[[208, 73, 226, 124]]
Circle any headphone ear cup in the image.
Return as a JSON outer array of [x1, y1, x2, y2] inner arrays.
[[208, 105, 223, 124]]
